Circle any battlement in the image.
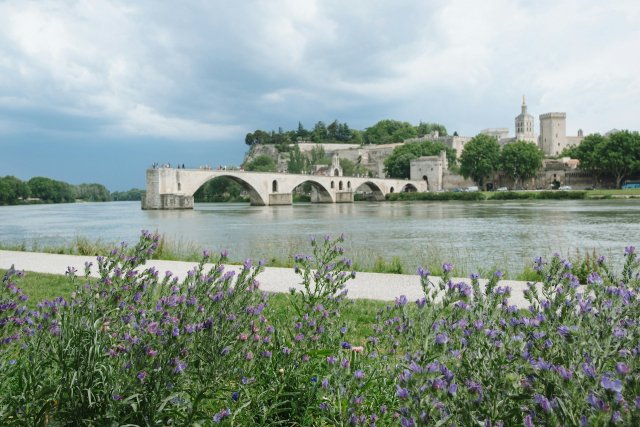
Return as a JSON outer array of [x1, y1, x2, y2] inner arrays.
[[539, 112, 566, 119]]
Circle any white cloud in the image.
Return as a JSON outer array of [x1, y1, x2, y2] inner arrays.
[[0, 0, 639, 141]]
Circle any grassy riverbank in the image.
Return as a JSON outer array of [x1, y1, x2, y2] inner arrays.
[[0, 234, 559, 281], [0, 233, 621, 282], [387, 188, 640, 202]]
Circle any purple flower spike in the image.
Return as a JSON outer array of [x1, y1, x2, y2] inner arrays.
[[534, 394, 552, 413], [442, 263, 453, 273], [601, 376, 623, 393], [396, 386, 409, 399], [616, 362, 630, 375], [417, 266, 430, 277], [435, 333, 448, 345], [624, 246, 635, 255]]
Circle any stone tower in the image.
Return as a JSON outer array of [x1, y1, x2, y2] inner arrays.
[[539, 112, 567, 156], [515, 96, 535, 142]]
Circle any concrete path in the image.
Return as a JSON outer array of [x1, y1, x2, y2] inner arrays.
[[0, 250, 534, 307]]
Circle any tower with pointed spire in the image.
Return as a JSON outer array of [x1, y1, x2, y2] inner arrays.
[[515, 96, 535, 143]]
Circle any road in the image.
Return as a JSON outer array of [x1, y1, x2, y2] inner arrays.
[[0, 250, 535, 307]]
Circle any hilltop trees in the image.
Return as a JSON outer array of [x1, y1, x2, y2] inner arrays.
[[245, 120, 362, 146], [499, 141, 544, 189], [244, 119, 447, 147], [364, 120, 417, 145], [459, 134, 501, 188]]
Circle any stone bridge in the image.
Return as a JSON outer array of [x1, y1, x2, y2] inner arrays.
[[142, 167, 427, 209]]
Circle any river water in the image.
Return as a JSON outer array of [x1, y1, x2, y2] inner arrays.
[[1, 200, 639, 274]]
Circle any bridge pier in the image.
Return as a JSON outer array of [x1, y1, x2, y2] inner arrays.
[[268, 193, 293, 205], [335, 191, 354, 203]]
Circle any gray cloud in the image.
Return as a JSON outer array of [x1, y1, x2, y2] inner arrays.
[[1, 0, 639, 187]]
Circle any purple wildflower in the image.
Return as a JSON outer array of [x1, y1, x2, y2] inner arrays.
[[616, 363, 630, 375], [213, 408, 231, 423], [417, 266, 430, 277], [534, 394, 552, 413], [442, 263, 453, 273], [435, 333, 448, 345], [396, 386, 410, 399], [354, 370, 365, 380], [523, 414, 534, 427], [601, 376, 623, 393]]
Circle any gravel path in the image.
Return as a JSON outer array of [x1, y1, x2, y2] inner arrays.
[[0, 250, 534, 307]]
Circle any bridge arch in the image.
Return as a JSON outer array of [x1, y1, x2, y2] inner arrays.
[[402, 183, 418, 192], [281, 177, 334, 203], [189, 173, 268, 206], [354, 181, 385, 201]]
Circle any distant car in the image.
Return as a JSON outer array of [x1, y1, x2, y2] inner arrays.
[[559, 186, 572, 190], [497, 187, 508, 192], [452, 188, 463, 193], [466, 186, 479, 192]]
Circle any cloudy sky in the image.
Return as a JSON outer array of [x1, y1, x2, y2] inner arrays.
[[1, 0, 639, 190]]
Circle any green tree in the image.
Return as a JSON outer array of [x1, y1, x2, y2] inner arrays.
[[245, 130, 272, 146], [383, 141, 456, 179], [28, 177, 75, 203], [245, 155, 277, 172], [111, 188, 145, 201], [309, 145, 329, 166], [415, 122, 448, 137], [564, 134, 606, 185], [598, 130, 640, 188], [499, 141, 544, 189], [567, 131, 640, 188], [296, 122, 309, 140], [339, 158, 368, 177], [75, 183, 111, 202], [0, 176, 30, 205], [311, 121, 328, 143], [459, 134, 501, 188], [193, 177, 243, 202], [287, 144, 308, 174], [364, 120, 418, 145]]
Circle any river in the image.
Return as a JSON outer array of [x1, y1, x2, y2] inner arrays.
[[1, 200, 639, 274]]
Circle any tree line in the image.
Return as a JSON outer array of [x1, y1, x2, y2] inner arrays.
[[380, 134, 546, 187], [562, 130, 640, 188], [457, 135, 544, 189], [0, 176, 144, 205], [245, 119, 448, 148]]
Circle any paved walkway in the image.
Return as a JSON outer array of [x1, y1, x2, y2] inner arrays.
[[0, 250, 534, 307]]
